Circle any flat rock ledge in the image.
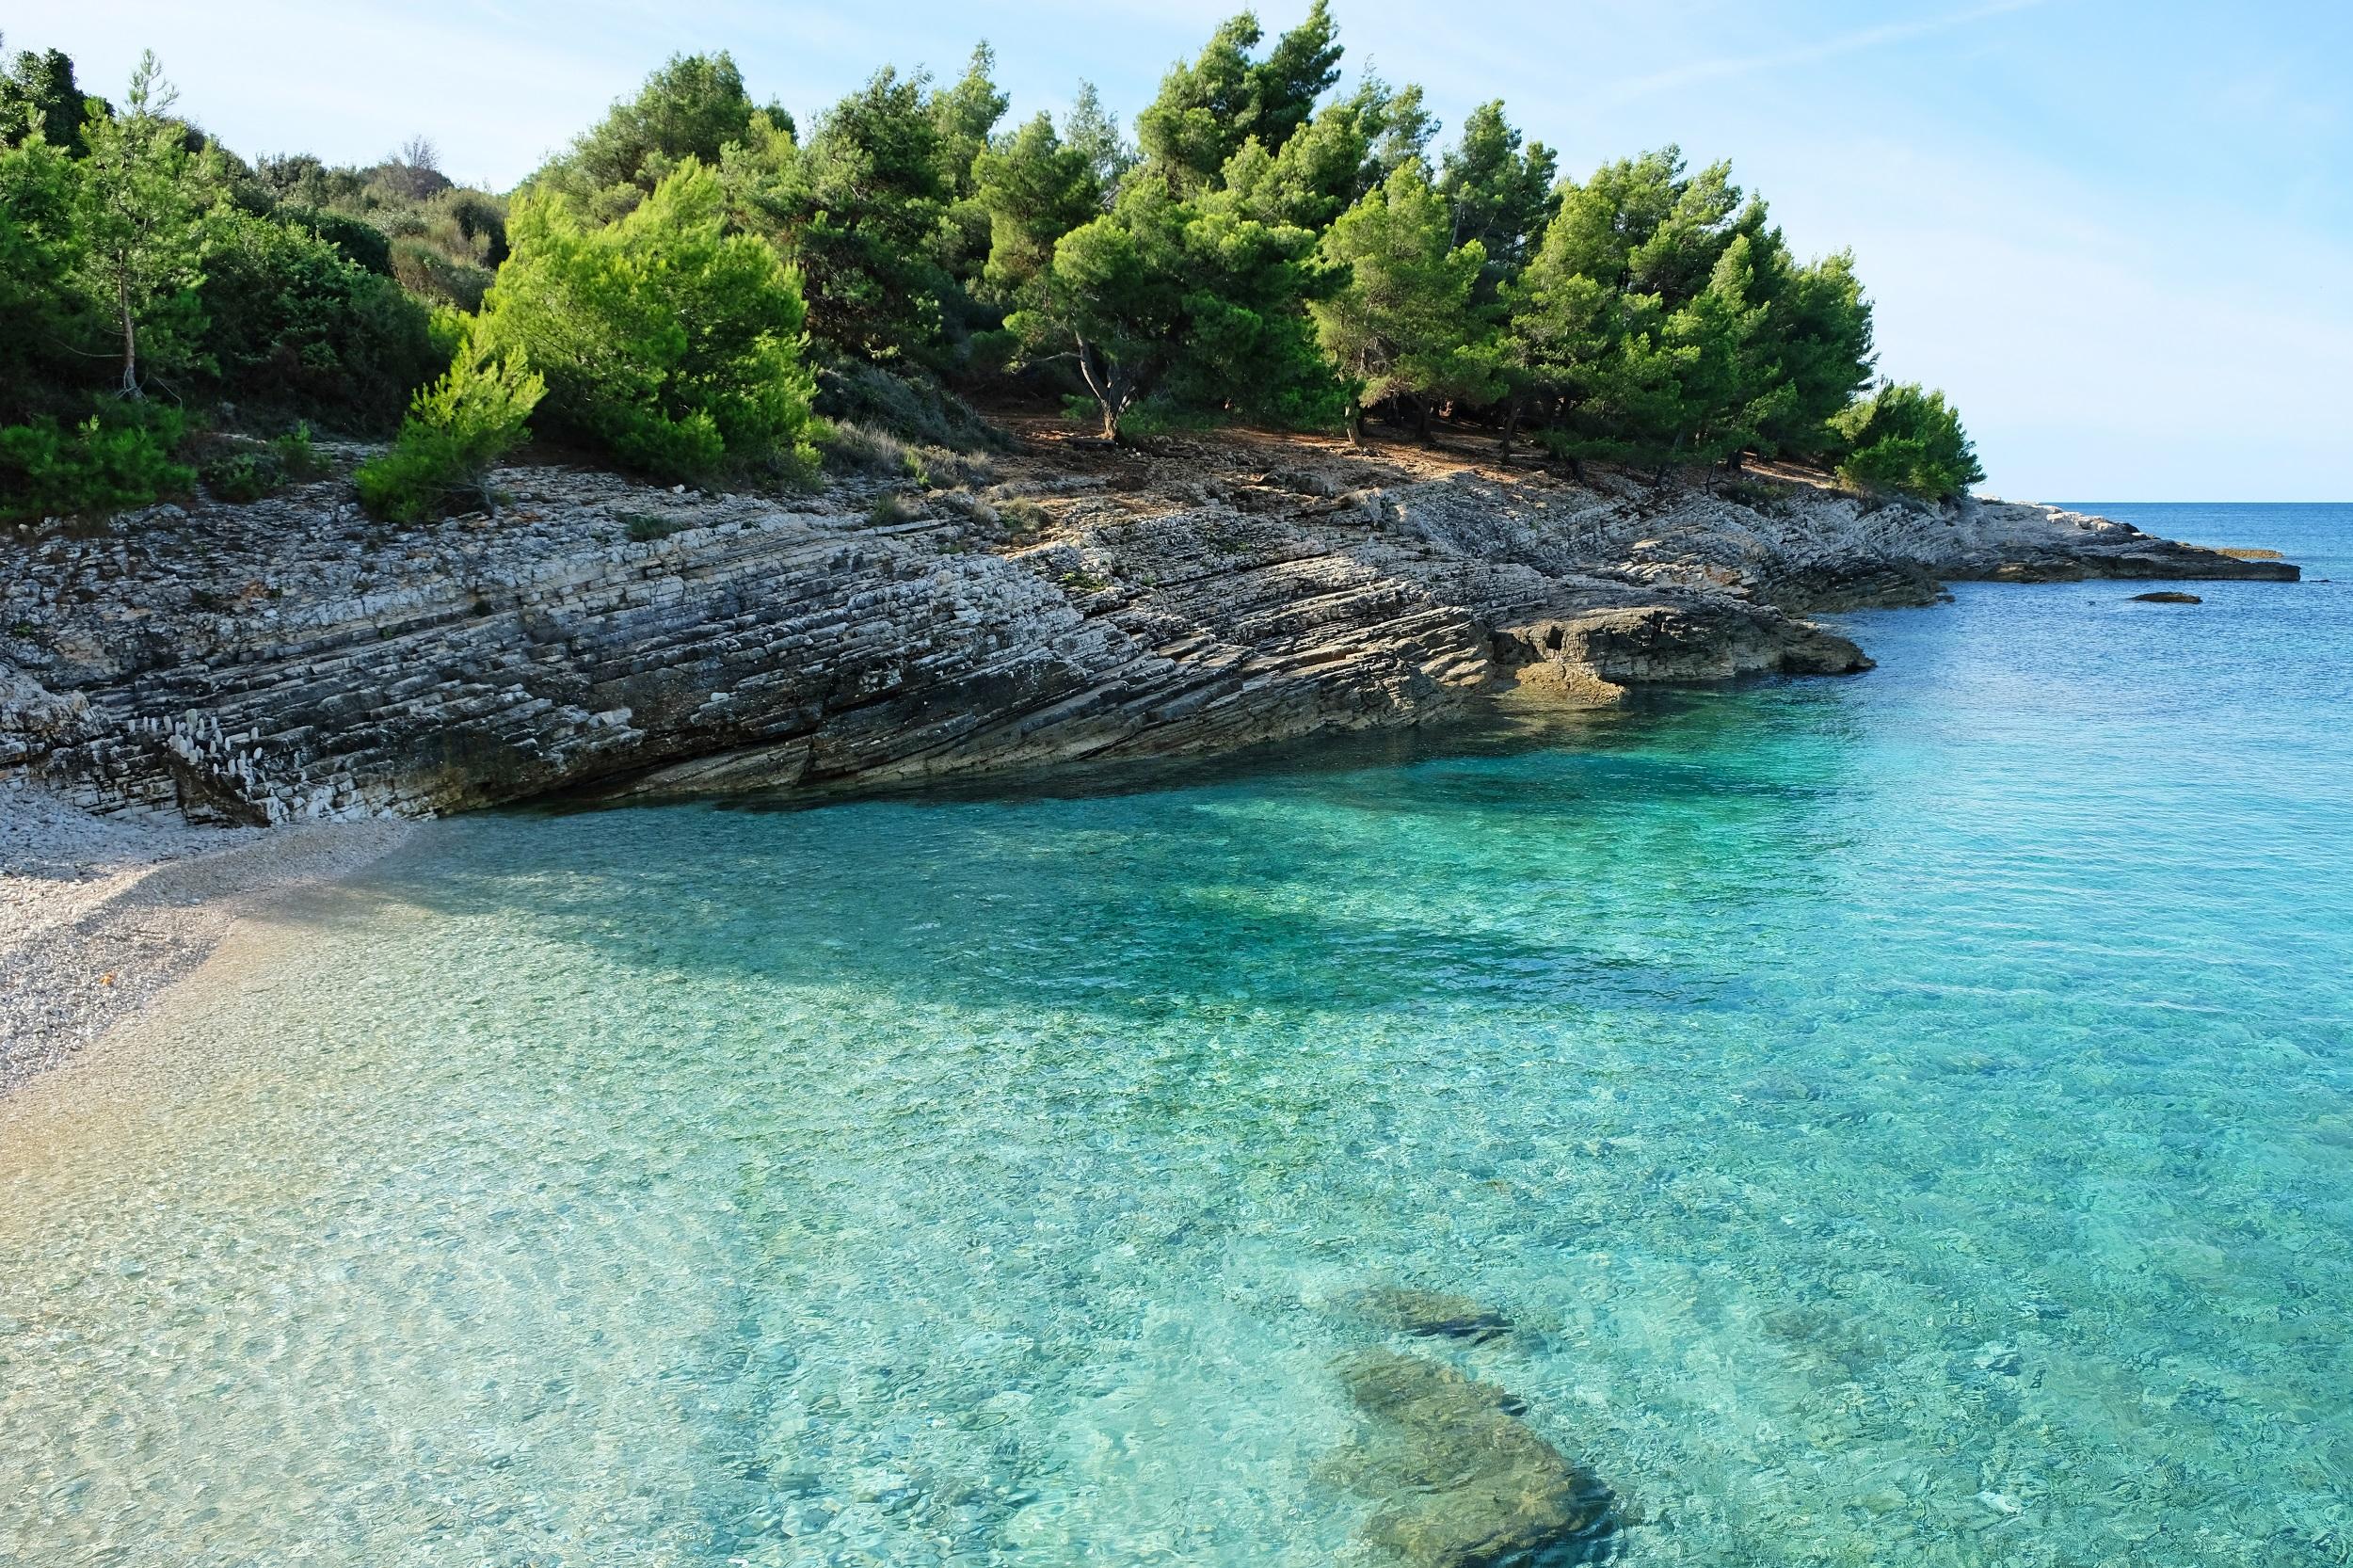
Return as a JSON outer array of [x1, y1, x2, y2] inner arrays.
[[0, 433, 2298, 825]]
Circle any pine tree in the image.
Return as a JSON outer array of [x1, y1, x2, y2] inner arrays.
[[1061, 83, 1135, 202], [1007, 179, 1338, 440], [1135, 4, 1344, 190], [973, 113, 1104, 303], [73, 53, 225, 396], [1436, 102, 1557, 301], [1313, 164, 1502, 442]]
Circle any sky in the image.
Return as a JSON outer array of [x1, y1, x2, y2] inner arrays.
[[9, 1, 2349, 501]]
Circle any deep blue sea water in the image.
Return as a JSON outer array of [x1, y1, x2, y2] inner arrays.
[[2, 504, 2348, 1566]]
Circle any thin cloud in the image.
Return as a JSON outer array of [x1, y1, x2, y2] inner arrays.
[[1601, 0, 2054, 105]]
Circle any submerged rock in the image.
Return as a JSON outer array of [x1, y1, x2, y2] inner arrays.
[[1347, 1286, 1513, 1345], [1333, 1349, 1614, 1568], [2129, 591, 2202, 603]]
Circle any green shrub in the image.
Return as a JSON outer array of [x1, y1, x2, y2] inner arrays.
[[823, 419, 908, 475], [355, 346, 543, 522], [995, 497, 1048, 539], [199, 213, 440, 426], [274, 205, 393, 275], [866, 492, 915, 526], [1831, 383, 1983, 502], [0, 402, 190, 520], [389, 234, 493, 311], [200, 448, 284, 502], [623, 511, 683, 542], [812, 359, 1008, 453], [270, 422, 321, 478], [474, 159, 817, 485]]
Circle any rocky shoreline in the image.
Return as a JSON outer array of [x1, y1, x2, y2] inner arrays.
[[1, 425, 2297, 828], [0, 429, 2301, 1091]]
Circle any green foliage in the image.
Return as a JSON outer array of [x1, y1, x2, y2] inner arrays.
[[973, 113, 1104, 305], [1313, 164, 1503, 436], [0, 135, 90, 418], [1009, 180, 1341, 440], [191, 423, 322, 502], [272, 422, 320, 477], [0, 33, 1969, 496], [1508, 145, 1884, 474], [533, 52, 775, 220], [623, 511, 684, 542], [812, 359, 1005, 451], [995, 497, 1048, 539], [355, 343, 543, 522], [199, 211, 439, 425], [1437, 103, 1557, 303], [1, 42, 95, 151], [779, 70, 956, 363], [866, 491, 915, 526], [1061, 83, 1135, 200], [475, 160, 816, 483], [1832, 382, 1983, 500], [199, 448, 281, 503], [1136, 2, 1340, 189], [0, 401, 189, 520], [248, 146, 503, 315], [72, 54, 228, 396], [275, 204, 393, 274]]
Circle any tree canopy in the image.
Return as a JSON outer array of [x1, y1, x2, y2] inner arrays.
[[0, 13, 1993, 522]]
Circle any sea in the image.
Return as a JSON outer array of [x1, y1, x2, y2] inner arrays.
[[2, 503, 2346, 1566]]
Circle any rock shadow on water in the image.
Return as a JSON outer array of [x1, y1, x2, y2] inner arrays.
[[1328, 1348, 1618, 1568], [1345, 1285, 1516, 1347]]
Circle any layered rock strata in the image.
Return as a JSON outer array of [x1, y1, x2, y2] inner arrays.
[[0, 433, 2297, 824]]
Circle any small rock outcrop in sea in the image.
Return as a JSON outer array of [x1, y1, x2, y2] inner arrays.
[[1332, 1348, 1615, 1568], [0, 428, 2302, 824], [2129, 591, 2203, 603]]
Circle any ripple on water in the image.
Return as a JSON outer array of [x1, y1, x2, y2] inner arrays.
[[4, 506, 2352, 1566]]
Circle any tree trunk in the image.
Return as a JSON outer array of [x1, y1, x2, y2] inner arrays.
[[1416, 396, 1433, 445], [1500, 393, 1521, 464], [118, 269, 139, 397]]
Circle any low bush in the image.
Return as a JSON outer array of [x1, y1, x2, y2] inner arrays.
[[823, 419, 907, 474], [474, 160, 818, 485], [274, 205, 393, 276], [995, 497, 1049, 539], [902, 443, 994, 490], [813, 359, 1008, 453], [355, 346, 542, 522], [200, 448, 283, 502], [389, 235, 493, 311], [866, 492, 915, 526], [271, 422, 322, 478], [0, 402, 190, 521], [623, 511, 683, 542]]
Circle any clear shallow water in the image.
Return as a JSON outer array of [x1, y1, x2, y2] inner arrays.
[[4, 504, 2350, 1567]]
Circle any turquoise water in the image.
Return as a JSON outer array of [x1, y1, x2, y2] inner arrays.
[[3, 504, 2349, 1567]]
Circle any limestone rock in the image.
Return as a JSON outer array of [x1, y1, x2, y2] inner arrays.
[[0, 434, 2299, 825], [1333, 1348, 1614, 1568]]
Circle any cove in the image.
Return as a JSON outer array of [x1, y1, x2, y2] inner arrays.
[[4, 504, 2349, 1567]]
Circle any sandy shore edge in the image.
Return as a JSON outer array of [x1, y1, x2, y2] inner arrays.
[[0, 785, 414, 1096]]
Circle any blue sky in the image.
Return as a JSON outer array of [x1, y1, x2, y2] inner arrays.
[[12, 1, 2349, 500]]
